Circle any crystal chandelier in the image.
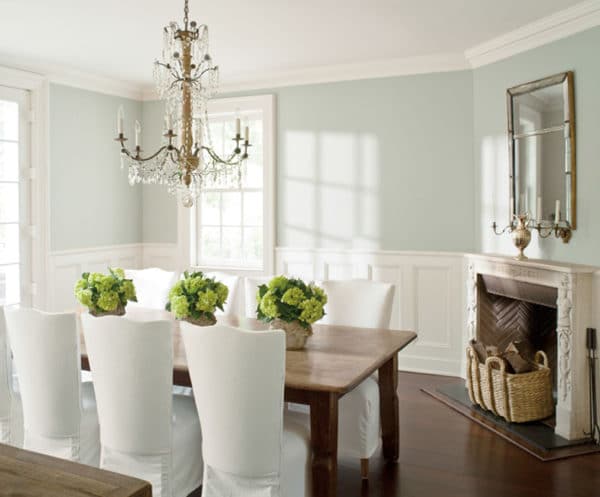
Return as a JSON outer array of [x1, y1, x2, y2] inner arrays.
[[115, 0, 250, 207]]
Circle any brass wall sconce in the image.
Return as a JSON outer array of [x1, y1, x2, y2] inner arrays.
[[492, 213, 573, 261]]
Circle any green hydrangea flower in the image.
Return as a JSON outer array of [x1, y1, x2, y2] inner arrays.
[[88, 273, 104, 287], [310, 285, 327, 304], [76, 288, 93, 307], [121, 280, 136, 301], [95, 275, 114, 293], [196, 289, 218, 313], [268, 275, 288, 292], [184, 276, 206, 294], [112, 268, 125, 279], [259, 290, 280, 318], [171, 295, 190, 318], [169, 281, 184, 300], [215, 282, 229, 306], [281, 287, 305, 307], [299, 297, 324, 324], [97, 291, 120, 311], [74, 279, 87, 293]]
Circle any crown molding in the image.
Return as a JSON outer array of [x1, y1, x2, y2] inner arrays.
[[140, 52, 469, 100], [4, 1, 600, 100], [466, 0, 600, 68], [219, 53, 470, 94], [0, 54, 143, 101]]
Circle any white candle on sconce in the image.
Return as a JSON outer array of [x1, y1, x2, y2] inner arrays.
[[117, 106, 124, 135], [135, 120, 141, 148], [536, 196, 542, 223], [244, 126, 249, 142], [235, 118, 241, 137], [519, 194, 525, 214], [555, 200, 561, 223]]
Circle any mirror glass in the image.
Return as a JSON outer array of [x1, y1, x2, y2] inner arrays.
[[507, 72, 575, 227]]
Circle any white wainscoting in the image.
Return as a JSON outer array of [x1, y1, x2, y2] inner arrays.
[[276, 248, 467, 377], [48, 243, 467, 377], [48, 244, 143, 312], [141, 243, 181, 271]]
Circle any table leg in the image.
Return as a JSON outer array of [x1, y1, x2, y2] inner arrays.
[[379, 353, 399, 461], [309, 391, 338, 497]]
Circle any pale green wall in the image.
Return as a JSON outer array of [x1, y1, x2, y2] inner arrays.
[[142, 71, 475, 251], [52, 25, 600, 260], [474, 27, 600, 266], [141, 100, 178, 243], [49, 84, 143, 250]]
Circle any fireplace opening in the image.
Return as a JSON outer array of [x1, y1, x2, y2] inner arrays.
[[477, 274, 558, 421]]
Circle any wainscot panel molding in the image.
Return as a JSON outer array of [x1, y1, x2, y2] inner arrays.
[[48, 244, 143, 312], [276, 248, 466, 376], [141, 243, 181, 272]]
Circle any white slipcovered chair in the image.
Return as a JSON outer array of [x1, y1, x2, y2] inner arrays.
[[0, 306, 22, 447], [203, 271, 240, 316], [81, 314, 203, 497], [243, 276, 272, 318], [4, 308, 99, 465], [320, 279, 395, 478], [181, 322, 310, 497], [125, 268, 178, 310]]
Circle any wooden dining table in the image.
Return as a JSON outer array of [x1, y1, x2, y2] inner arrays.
[[80, 308, 417, 497], [0, 442, 151, 497]]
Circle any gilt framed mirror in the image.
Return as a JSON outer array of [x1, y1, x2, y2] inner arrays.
[[507, 71, 576, 230]]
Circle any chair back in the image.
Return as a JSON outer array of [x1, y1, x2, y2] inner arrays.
[[243, 276, 272, 318], [181, 323, 285, 480], [320, 280, 395, 329], [81, 314, 173, 455], [0, 306, 13, 442], [125, 268, 177, 310], [4, 308, 82, 456]]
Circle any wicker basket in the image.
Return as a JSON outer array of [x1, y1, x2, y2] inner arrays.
[[466, 346, 553, 423]]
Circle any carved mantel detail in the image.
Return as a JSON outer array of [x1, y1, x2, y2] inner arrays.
[[557, 274, 574, 401], [466, 263, 478, 340]]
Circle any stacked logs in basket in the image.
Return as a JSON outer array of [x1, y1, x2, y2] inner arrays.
[[466, 339, 554, 423]]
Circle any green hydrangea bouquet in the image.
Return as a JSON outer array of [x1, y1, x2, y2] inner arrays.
[[74, 268, 137, 316], [256, 276, 327, 349], [166, 271, 229, 326]]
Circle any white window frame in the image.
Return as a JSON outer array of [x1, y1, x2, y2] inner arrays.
[[0, 66, 50, 309], [178, 94, 276, 276]]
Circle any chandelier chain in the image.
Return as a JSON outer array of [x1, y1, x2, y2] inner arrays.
[[183, 0, 190, 28]]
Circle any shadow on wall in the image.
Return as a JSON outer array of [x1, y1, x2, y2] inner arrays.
[[281, 130, 381, 250]]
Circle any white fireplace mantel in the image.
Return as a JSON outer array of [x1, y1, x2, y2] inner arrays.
[[465, 253, 596, 440]]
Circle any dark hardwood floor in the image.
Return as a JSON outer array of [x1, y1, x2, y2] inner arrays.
[[337, 372, 600, 497]]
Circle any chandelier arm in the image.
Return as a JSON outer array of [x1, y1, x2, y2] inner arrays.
[[193, 66, 218, 80], [202, 146, 242, 166], [121, 145, 171, 163]]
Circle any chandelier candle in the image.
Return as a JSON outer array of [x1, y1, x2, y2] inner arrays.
[[114, 0, 251, 207]]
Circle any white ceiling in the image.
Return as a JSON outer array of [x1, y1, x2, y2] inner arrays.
[[0, 0, 588, 90]]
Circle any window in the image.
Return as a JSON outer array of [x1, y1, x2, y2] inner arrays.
[[0, 86, 31, 306], [192, 95, 274, 272]]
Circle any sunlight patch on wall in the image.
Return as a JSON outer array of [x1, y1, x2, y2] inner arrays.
[[281, 130, 380, 249]]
